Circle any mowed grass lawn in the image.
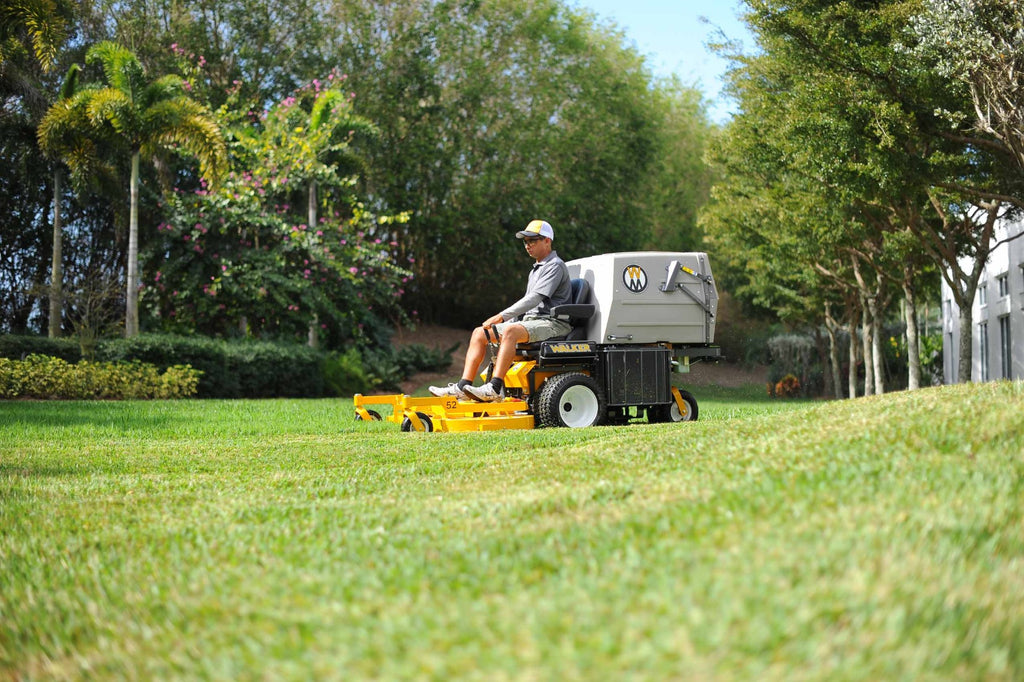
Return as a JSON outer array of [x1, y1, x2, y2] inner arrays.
[[1, 381, 1022, 680]]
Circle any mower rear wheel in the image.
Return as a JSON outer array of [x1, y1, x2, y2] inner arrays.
[[356, 409, 382, 421], [651, 389, 698, 423], [537, 372, 606, 428]]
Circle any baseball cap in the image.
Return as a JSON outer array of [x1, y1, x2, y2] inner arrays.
[[516, 219, 554, 241]]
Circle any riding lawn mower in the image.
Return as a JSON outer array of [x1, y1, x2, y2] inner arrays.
[[354, 251, 720, 432]]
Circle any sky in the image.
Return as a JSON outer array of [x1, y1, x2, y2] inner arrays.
[[572, 0, 755, 122]]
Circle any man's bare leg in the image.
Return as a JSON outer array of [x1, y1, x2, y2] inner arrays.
[[492, 324, 528, 380], [460, 326, 492, 382]]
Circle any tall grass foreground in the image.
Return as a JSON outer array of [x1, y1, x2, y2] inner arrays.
[[1, 382, 1022, 679]]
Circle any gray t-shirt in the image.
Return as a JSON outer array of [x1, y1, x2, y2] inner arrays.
[[501, 251, 572, 320]]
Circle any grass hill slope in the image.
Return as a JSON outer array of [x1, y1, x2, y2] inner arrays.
[[1, 382, 1022, 679]]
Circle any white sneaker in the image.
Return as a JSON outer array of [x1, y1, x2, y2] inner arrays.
[[464, 382, 505, 402], [429, 383, 468, 400]]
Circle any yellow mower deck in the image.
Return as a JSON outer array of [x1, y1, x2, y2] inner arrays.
[[354, 392, 535, 432], [354, 359, 544, 432]]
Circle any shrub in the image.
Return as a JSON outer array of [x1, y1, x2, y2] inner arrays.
[[323, 348, 373, 396], [0, 355, 200, 400], [2, 333, 458, 399], [97, 334, 325, 398], [773, 374, 801, 399], [395, 342, 458, 376], [0, 335, 82, 362]]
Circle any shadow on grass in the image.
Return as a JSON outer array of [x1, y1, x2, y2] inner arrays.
[[0, 461, 81, 478], [0, 401, 182, 434]]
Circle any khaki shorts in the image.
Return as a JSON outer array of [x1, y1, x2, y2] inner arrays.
[[493, 316, 573, 343]]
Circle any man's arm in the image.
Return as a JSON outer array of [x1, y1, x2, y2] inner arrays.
[[500, 259, 567, 320], [499, 291, 546, 321]]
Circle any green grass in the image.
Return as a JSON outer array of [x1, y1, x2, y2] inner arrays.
[[1, 382, 1022, 680]]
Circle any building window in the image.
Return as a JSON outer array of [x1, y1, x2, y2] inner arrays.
[[979, 283, 988, 306], [998, 273, 1009, 298], [979, 322, 989, 381], [1000, 315, 1012, 380]]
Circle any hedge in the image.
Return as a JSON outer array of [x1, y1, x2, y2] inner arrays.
[[0, 355, 200, 400], [0, 333, 456, 399], [0, 335, 82, 362], [97, 334, 326, 398]]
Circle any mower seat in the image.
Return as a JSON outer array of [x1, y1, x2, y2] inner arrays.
[[549, 278, 596, 341], [514, 278, 596, 355]]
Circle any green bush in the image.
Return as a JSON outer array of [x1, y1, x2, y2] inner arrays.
[[395, 342, 458, 376], [0, 335, 82, 362], [0, 355, 200, 400], [323, 348, 373, 396], [98, 334, 325, 398], [2, 333, 458, 399]]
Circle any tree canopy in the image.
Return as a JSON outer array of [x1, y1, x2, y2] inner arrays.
[[3, 0, 714, 341]]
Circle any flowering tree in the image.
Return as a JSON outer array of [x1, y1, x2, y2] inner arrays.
[[148, 75, 411, 346]]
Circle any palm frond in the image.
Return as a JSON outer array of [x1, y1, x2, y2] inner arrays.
[[86, 87, 140, 142], [86, 41, 145, 98], [3, 0, 67, 71], [140, 98, 227, 183], [38, 89, 89, 156], [310, 90, 347, 132], [58, 62, 79, 101], [141, 74, 186, 109]]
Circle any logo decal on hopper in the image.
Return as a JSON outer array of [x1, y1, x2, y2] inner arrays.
[[623, 265, 647, 293]]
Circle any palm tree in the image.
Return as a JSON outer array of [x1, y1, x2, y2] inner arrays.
[[75, 42, 226, 336], [35, 63, 81, 337], [301, 88, 376, 347]]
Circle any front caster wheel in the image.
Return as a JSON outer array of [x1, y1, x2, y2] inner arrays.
[[400, 412, 434, 432], [650, 389, 698, 423]]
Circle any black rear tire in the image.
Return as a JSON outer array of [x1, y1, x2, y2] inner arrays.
[[537, 372, 606, 428]]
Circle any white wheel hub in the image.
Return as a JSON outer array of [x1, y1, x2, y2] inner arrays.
[[559, 385, 600, 427]]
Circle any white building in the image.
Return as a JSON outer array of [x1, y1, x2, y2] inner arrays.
[[941, 218, 1024, 383]]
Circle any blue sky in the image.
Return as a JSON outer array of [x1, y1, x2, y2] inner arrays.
[[571, 0, 755, 122]]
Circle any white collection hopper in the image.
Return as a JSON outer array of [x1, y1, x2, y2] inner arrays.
[[566, 252, 718, 345]]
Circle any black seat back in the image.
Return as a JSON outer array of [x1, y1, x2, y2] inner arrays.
[[555, 278, 595, 341], [571, 277, 588, 305]]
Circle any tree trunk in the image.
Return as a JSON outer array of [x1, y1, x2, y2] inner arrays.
[[903, 276, 921, 390], [871, 309, 885, 395], [863, 278, 886, 395], [958, 304, 974, 383], [126, 151, 140, 337], [307, 179, 319, 348], [49, 169, 63, 338], [848, 322, 858, 399], [824, 302, 843, 399], [861, 298, 874, 396]]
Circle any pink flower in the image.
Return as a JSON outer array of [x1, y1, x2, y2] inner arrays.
[[349, 267, 358, 274]]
